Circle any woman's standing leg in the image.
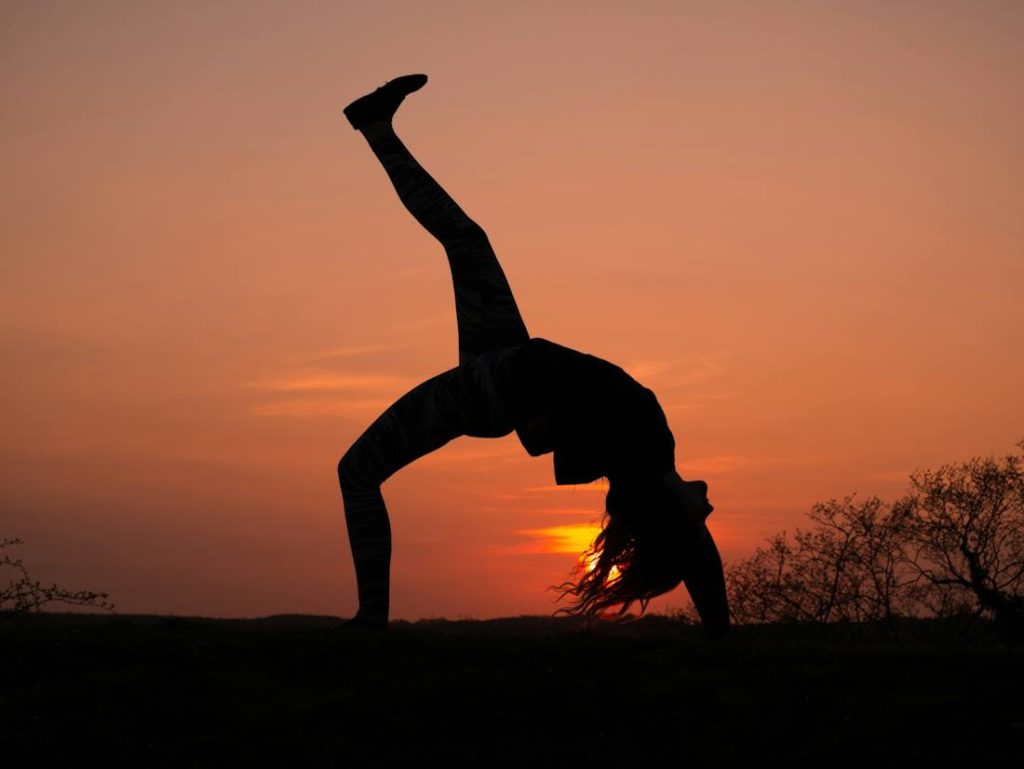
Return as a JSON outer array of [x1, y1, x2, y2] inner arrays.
[[337, 368, 467, 625]]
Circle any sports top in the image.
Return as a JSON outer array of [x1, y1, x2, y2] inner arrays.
[[505, 337, 676, 485]]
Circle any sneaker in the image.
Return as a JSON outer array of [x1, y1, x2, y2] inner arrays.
[[333, 614, 390, 635], [343, 73, 428, 130]]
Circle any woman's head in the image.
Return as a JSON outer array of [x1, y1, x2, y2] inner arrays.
[[554, 470, 713, 619]]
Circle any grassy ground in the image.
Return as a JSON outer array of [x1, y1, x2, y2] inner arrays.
[[2, 612, 1022, 765]]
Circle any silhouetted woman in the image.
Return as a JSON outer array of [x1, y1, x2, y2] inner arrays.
[[338, 74, 730, 638]]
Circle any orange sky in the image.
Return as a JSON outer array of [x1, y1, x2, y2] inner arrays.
[[3, 1, 1022, 620]]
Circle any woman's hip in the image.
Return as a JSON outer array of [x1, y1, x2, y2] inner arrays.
[[437, 343, 522, 439]]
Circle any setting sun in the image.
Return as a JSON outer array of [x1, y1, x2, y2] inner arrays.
[[516, 523, 602, 555]]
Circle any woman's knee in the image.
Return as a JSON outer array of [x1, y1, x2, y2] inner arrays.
[[443, 219, 489, 252], [337, 449, 380, 494]]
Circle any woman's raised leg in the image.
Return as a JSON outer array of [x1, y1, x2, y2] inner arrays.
[[358, 119, 530, 363]]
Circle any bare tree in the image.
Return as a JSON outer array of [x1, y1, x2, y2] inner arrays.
[[1, 537, 115, 617], [725, 495, 919, 634], [717, 442, 1024, 639], [805, 495, 920, 627], [897, 440, 1024, 637], [725, 531, 804, 625]]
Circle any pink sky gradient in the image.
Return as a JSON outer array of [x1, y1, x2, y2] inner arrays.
[[3, 1, 1022, 620]]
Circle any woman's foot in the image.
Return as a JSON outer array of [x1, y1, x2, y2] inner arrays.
[[343, 73, 428, 130], [338, 612, 389, 632]]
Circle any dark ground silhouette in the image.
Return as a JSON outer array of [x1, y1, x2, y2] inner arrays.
[[3, 612, 1022, 763]]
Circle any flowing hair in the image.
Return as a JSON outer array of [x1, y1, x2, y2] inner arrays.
[[553, 473, 684, 620]]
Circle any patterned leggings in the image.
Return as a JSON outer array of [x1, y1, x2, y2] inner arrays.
[[337, 124, 530, 623]]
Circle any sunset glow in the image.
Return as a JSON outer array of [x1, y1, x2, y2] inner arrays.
[[516, 523, 603, 556], [3, 1, 1022, 621], [583, 551, 622, 586]]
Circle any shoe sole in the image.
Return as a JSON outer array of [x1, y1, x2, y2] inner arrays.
[[343, 73, 428, 128]]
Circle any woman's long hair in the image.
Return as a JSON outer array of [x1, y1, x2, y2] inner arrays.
[[553, 473, 684, 620]]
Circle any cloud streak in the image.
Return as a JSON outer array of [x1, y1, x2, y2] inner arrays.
[[242, 360, 423, 417], [249, 398, 395, 417], [291, 342, 411, 364], [509, 522, 602, 555], [242, 372, 415, 393], [621, 350, 731, 390]]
